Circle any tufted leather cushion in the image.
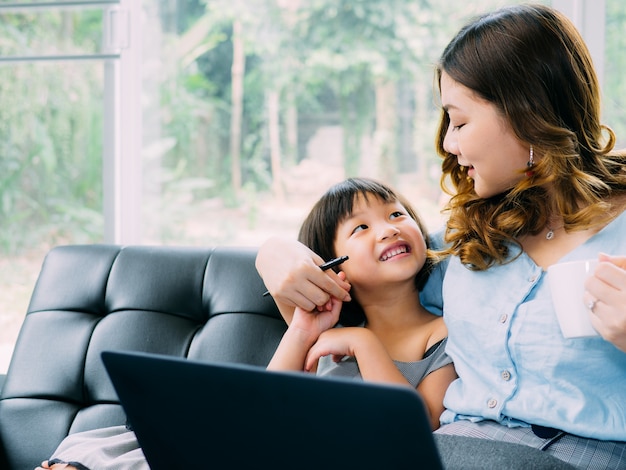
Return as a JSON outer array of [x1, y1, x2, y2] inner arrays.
[[0, 245, 285, 470]]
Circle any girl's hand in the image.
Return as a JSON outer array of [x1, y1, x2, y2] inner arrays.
[[303, 327, 364, 372], [36, 461, 78, 470], [267, 290, 343, 373], [585, 253, 626, 352], [256, 237, 351, 315], [304, 328, 410, 387], [290, 294, 343, 345]]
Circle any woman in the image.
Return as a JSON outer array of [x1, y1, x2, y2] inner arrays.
[[255, 4, 626, 469]]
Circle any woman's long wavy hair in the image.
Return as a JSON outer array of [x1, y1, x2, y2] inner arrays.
[[298, 177, 432, 326], [434, 4, 626, 270]]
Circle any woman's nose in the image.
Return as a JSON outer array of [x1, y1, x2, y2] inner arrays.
[[443, 126, 459, 156]]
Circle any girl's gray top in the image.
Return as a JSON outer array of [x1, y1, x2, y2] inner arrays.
[[316, 336, 451, 388]]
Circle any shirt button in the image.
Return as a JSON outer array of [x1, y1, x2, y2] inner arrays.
[[529, 274, 537, 282], [499, 314, 508, 323], [501, 370, 511, 381], [487, 398, 498, 408]]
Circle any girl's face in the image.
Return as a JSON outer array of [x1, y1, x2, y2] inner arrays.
[[440, 71, 530, 198], [333, 194, 427, 292]]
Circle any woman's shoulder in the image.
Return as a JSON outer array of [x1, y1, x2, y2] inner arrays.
[[427, 226, 447, 250]]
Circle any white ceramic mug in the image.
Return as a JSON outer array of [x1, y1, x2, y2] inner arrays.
[[547, 259, 600, 338]]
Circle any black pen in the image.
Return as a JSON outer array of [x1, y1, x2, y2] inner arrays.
[[262, 255, 349, 297]]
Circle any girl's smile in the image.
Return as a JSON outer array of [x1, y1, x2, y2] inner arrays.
[[379, 242, 411, 262]]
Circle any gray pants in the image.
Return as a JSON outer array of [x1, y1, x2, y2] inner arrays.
[[434, 435, 576, 469], [435, 420, 625, 470]]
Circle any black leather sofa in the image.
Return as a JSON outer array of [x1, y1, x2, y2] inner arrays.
[[0, 244, 577, 470], [0, 245, 287, 470]]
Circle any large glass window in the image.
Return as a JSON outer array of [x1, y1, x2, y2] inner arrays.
[[0, 0, 121, 371], [605, 0, 626, 149], [2, 0, 625, 373], [139, 0, 550, 248]]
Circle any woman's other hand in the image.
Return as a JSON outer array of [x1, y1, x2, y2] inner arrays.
[[586, 253, 626, 352]]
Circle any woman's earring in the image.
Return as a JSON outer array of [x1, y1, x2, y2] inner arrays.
[[525, 145, 535, 177]]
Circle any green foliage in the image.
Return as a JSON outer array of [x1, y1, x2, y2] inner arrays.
[[604, 0, 626, 148], [0, 9, 103, 56], [0, 60, 103, 253], [2, 0, 625, 253], [294, 0, 421, 79]]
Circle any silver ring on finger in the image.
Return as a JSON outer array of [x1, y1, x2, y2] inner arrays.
[[587, 298, 598, 313]]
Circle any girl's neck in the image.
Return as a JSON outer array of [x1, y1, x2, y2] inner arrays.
[[357, 285, 433, 331], [359, 290, 443, 363]]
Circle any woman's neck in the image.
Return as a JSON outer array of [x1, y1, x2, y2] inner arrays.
[[521, 193, 626, 269]]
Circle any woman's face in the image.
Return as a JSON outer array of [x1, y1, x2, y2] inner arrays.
[[440, 71, 530, 198]]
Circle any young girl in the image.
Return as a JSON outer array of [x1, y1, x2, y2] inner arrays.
[[267, 177, 456, 430]]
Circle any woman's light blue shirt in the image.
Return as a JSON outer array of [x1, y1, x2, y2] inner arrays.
[[420, 211, 626, 441]]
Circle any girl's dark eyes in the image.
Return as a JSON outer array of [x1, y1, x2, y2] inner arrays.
[[351, 224, 368, 235], [349, 210, 406, 234], [452, 123, 465, 131]]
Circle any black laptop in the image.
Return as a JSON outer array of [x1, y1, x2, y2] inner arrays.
[[101, 350, 444, 470]]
